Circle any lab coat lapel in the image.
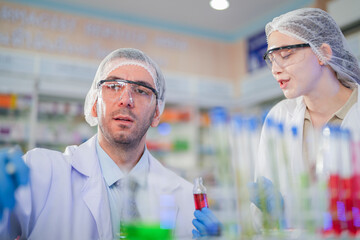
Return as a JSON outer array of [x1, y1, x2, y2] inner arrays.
[[289, 97, 306, 172], [70, 136, 112, 239], [147, 154, 181, 225], [291, 96, 306, 131], [148, 154, 181, 194], [342, 85, 360, 130]]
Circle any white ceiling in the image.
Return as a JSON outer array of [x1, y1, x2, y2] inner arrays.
[[13, 0, 314, 41]]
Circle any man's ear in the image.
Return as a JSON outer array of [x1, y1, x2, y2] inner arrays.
[[151, 106, 161, 127], [91, 99, 98, 117], [319, 43, 332, 64]]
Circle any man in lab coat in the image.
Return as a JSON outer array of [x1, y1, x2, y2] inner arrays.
[[0, 48, 195, 240]]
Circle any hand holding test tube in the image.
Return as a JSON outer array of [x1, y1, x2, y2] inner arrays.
[[192, 177, 221, 238], [193, 177, 208, 210], [247, 176, 286, 228], [0, 146, 29, 219]]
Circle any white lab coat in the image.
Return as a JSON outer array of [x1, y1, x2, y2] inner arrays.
[[257, 86, 360, 180], [254, 86, 360, 227], [0, 135, 195, 240]]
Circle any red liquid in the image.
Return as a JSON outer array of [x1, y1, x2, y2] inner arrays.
[[340, 177, 354, 234], [194, 193, 208, 210], [352, 142, 360, 235], [328, 174, 341, 235], [352, 174, 360, 235]]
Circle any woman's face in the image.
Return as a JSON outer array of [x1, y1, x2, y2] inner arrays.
[[267, 31, 323, 99]]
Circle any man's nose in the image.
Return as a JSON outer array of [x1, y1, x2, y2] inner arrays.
[[117, 85, 134, 107]]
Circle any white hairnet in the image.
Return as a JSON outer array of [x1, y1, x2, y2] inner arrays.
[[265, 8, 360, 88], [84, 48, 166, 126]]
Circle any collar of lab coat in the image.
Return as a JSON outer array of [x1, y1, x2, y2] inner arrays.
[[68, 135, 97, 176], [293, 96, 307, 129], [67, 135, 112, 239], [291, 84, 360, 130], [69, 135, 181, 193]]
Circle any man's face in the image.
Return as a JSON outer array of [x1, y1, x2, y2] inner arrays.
[[92, 64, 160, 147]]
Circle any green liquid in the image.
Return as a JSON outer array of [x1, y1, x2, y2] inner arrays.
[[118, 221, 173, 240]]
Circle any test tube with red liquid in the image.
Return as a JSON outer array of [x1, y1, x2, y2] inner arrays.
[[193, 177, 209, 210], [351, 140, 360, 235]]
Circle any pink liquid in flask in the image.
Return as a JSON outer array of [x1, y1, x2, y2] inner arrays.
[[194, 193, 208, 210], [193, 177, 209, 210]]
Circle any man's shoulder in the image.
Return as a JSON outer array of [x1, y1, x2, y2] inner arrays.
[[23, 147, 72, 173], [25, 147, 65, 162], [24, 136, 96, 167]]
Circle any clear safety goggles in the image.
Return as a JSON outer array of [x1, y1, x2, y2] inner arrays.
[[263, 43, 311, 70], [97, 79, 158, 107]]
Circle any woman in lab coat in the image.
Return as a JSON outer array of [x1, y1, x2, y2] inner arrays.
[[0, 48, 195, 240], [192, 7, 360, 237], [255, 7, 360, 230]]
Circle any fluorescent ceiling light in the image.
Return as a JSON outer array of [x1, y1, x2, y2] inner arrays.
[[210, 0, 229, 10]]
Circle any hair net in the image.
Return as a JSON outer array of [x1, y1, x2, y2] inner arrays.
[[265, 8, 360, 88], [84, 48, 166, 126]]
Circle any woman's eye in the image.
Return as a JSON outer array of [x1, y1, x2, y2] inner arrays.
[[280, 52, 291, 59], [280, 49, 294, 59]]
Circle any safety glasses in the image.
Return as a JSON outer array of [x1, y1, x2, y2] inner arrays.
[[263, 43, 311, 69], [97, 79, 158, 106]]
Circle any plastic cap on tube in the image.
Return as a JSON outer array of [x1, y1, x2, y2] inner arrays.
[[209, 107, 228, 124], [248, 117, 258, 132], [277, 122, 284, 135], [232, 115, 244, 130], [291, 126, 298, 137]]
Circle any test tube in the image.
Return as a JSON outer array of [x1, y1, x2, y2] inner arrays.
[[327, 126, 342, 236], [230, 115, 257, 238], [339, 128, 354, 235], [209, 107, 238, 237], [262, 117, 283, 230], [351, 133, 360, 236], [193, 177, 209, 210]]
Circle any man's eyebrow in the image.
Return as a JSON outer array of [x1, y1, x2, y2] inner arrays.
[[135, 80, 154, 89], [105, 76, 125, 81]]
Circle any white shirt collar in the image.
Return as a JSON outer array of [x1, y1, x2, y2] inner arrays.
[[96, 139, 149, 188]]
